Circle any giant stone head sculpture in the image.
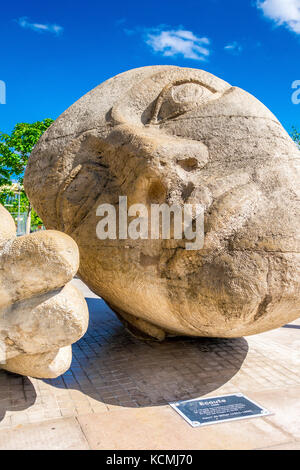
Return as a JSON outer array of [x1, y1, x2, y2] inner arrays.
[[24, 66, 300, 340]]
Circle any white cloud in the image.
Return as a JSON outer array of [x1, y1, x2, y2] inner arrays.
[[257, 0, 300, 34], [224, 42, 243, 54], [145, 28, 211, 61], [17, 17, 63, 35]]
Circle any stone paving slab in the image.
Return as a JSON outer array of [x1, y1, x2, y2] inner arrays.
[[76, 397, 295, 450], [244, 385, 300, 441], [0, 279, 299, 450], [0, 417, 89, 450]]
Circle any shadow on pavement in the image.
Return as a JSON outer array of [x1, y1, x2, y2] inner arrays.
[[45, 297, 249, 407], [0, 372, 36, 423]]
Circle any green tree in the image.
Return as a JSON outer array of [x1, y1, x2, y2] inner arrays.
[[0, 167, 12, 187], [291, 127, 300, 148], [0, 119, 53, 232]]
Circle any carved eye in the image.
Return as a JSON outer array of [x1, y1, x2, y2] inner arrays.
[[172, 82, 211, 103], [148, 80, 216, 125]]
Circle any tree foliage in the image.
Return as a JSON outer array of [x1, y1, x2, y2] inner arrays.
[[0, 119, 54, 228], [291, 127, 300, 148], [0, 119, 54, 184]]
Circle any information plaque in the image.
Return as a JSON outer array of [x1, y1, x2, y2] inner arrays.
[[170, 393, 271, 427]]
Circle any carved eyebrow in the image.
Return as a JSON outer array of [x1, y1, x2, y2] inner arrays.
[[148, 79, 218, 126]]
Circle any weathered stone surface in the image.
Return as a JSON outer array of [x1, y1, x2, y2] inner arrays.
[[1, 346, 73, 379], [0, 205, 89, 377], [24, 66, 300, 339]]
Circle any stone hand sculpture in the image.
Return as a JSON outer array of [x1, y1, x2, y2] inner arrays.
[[0, 204, 88, 377], [24, 66, 300, 340]]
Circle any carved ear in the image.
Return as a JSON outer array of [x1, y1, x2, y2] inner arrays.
[[56, 132, 109, 234], [56, 160, 109, 234]]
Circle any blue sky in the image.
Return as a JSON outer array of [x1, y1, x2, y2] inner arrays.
[[0, 0, 300, 134]]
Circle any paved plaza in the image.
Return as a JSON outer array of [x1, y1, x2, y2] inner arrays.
[[0, 279, 299, 450]]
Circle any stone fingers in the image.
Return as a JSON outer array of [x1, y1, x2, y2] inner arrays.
[[1, 345, 72, 379], [0, 230, 79, 308], [0, 283, 89, 360]]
